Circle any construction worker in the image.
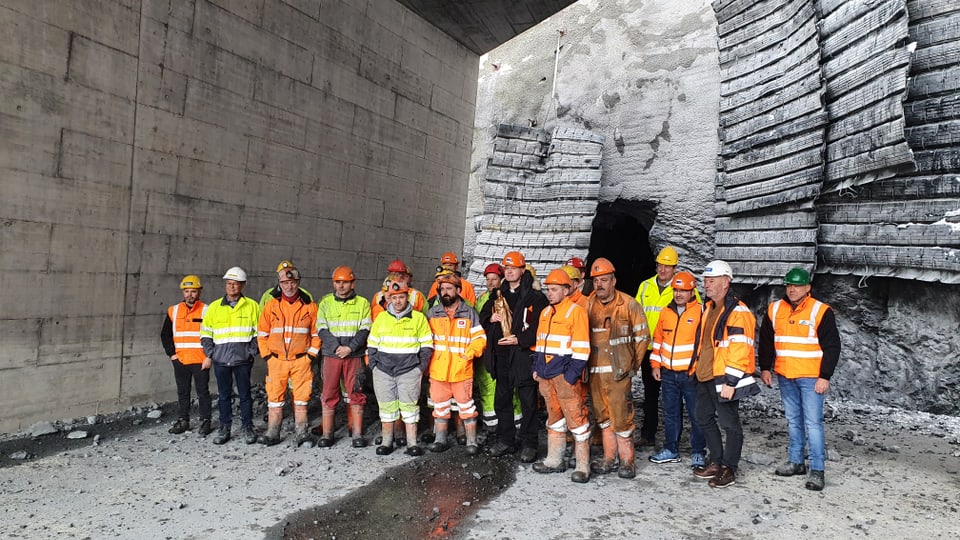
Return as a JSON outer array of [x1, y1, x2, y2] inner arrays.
[[584, 258, 649, 479], [200, 267, 261, 445], [371, 259, 426, 320], [634, 246, 699, 447], [475, 263, 503, 313], [531, 269, 591, 483], [160, 275, 212, 436], [314, 266, 372, 448], [425, 271, 487, 454], [690, 260, 759, 488], [367, 281, 434, 456], [259, 260, 313, 310], [426, 251, 477, 306], [565, 256, 590, 295], [257, 267, 320, 447], [480, 250, 548, 462], [759, 268, 841, 492], [649, 271, 706, 469]]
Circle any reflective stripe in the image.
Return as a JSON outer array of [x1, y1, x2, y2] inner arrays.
[[589, 365, 613, 374]]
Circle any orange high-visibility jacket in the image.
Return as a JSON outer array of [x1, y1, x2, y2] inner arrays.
[[426, 300, 487, 383], [586, 290, 648, 381], [651, 300, 703, 372], [693, 295, 758, 397], [767, 296, 830, 378], [165, 301, 208, 365], [257, 295, 321, 360], [533, 296, 590, 384]]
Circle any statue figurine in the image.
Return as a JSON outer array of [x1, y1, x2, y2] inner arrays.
[[493, 291, 514, 339]]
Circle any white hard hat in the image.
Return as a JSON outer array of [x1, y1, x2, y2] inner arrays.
[[222, 266, 248, 282], [703, 260, 733, 279]]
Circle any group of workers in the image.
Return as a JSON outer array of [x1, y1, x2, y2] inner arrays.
[[160, 246, 840, 490]]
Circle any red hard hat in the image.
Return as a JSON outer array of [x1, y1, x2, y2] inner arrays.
[[483, 263, 504, 277], [565, 257, 586, 270], [387, 259, 409, 274]]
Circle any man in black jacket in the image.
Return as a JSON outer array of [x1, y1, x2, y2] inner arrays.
[[480, 251, 548, 463]]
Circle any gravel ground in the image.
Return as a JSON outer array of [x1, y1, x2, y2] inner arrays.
[[2, 395, 959, 539]]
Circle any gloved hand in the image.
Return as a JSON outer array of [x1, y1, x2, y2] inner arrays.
[[353, 366, 368, 393]]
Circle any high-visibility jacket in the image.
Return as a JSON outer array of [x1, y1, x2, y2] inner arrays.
[[758, 295, 841, 379], [162, 301, 208, 365], [586, 290, 648, 381], [569, 289, 589, 310], [259, 286, 313, 311], [200, 295, 260, 366], [370, 287, 426, 320], [257, 294, 321, 361], [691, 294, 759, 399], [315, 292, 372, 358], [426, 300, 487, 383], [367, 307, 434, 377], [635, 275, 700, 350], [532, 296, 590, 385], [428, 279, 477, 306], [475, 290, 492, 314], [651, 300, 702, 372]]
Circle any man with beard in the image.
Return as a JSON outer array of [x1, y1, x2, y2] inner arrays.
[[425, 271, 487, 454], [161, 275, 212, 436], [480, 251, 548, 462]]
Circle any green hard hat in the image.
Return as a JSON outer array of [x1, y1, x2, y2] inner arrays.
[[784, 267, 811, 285]]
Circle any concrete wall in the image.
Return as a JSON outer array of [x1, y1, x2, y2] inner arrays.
[[0, 0, 478, 434]]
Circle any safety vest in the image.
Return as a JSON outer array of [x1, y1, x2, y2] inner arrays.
[[651, 300, 702, 372], [636, 275, 701, 350], [257, 296, 320, 360], [768, 296, 829, 379], [168, 301, 208, 365], [426, 301, 487, 382]]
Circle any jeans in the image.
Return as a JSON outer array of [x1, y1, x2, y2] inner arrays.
[[660, 369, 704, 455], [214, 362, 253, 428], [172, 359, 211, 421], [778, 375, 826, 471], [695, 380, 743, 471]]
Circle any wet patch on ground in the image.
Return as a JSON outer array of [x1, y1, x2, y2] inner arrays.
[[266, 448, 517, 540]]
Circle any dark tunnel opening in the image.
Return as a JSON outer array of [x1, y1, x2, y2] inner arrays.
[[586, 199, 658, 296]]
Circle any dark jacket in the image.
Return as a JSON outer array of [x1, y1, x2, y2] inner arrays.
[[479, 270, 548, 380]]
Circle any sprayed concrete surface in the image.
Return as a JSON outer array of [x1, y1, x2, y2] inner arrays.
[[2, 394, 959, 539]]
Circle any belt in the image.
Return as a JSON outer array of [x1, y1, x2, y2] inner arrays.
[[265, 353, 308, 360], [589, 366, 613, 374]]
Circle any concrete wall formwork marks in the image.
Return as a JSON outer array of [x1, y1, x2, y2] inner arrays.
[[0, 0, 479, 434]]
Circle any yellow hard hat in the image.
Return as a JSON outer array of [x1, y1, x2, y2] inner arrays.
[[656, 246, 679, 266], [560, 265, 582, 281], [275, 260, 296, 273], [179, 275, 202, 289]]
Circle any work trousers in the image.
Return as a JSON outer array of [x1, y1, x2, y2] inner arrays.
[[321, 356, 366, 409], [539, 375, 590, 441], [172, 359, 211, 421], [265, 356, 313, 407], [588, 370, 635, 436], [695, 380, 743, 471], [639, 349, 660, 440]]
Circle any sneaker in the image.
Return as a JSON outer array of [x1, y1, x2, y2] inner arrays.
[[198, 419, 213, 436], [775, 462, 807, 477], [213, 426, 231, 445], [690, 453, 707, 469], [519, 447, 538, 463], [649, 449, 681, 464], [805, 470, 825, 491], [241, 426, 257, 445], [487, 441, 518, 457], [709, 466, 736, 488], [168, 419, 189, 435], [693, 462, 721, 479]]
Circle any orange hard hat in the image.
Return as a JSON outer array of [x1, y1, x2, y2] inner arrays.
[[387, 259, 409, 274], [501, 251, 525, 268], [440, 251, 459, 265], [672, 271, 696, 291], [590, 257, 616, 277], [484, 263, 504, 277], [385, 281, 409, 296], [544, 268, 573, 287], [332, 266, 355, 281], [435, 269, 461, 289]]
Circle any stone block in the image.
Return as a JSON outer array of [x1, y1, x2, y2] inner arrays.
[[163, 26, 257, 98], [242, 170, 302, 212], [176, 158, 249, 207], [316, 0, 368, 46], [400, 41, 442, 86], [185, 78, 306, 148], [3, 0, 139, 55], [0, 220, 50, 271], [359, 47, 430, 107], [298, 185, 384, 228], [143, 192, 242, 240], [137, 63, 188, 115], [246, 138, 316, 182], [312, 28, 361, 72], [312, 155, 352, 192], [165, 236, 258, 280], [59, 129, 133, 185], [48, 224, 126, 273], [425, 134, 464, 169], [0, 171, 129, 230], [387, 147, 425, 183], [133, 148, 179, 195], [401, 9, 441, 59], [39, 313, 123, 366], [194, 0, 312, 83], [353, 107, 426, 157], [319, 62, 396, 119], [67, 34, 138, 100], [239, 207, 342, 249], [128, 272, 178, 314], [312, 124, 391, 175], [261, 0, 324, 51], [0, 113, 59, 176], [0, 5, 70, 77], [429, 84, 470, 124], [0, 358, 122, 434], [134, 104, 248, 166], [364, 0, 407, 42], [62, 81, 136, 143], [208, 0, 264, 25], [0, 319, 40, 370], [254, 68, 356, 130], [125, 232, 170, 276]]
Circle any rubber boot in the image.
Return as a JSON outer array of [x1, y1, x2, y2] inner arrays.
[[292, 405, 314, 447], [404, 422, 424, 456], [316, 409, 336, 448], [617, 434, 636, 479], [455, 415, 466, 445], [464, 418, 479, 455], [350, 404, 367, 447], [532, 431, 567, 473], [376, 421, 394, 455], [428, 418, 449, 452], [571, 440, 591, 483], [257, 407, 283, 446], [393, 419, 407, 447], [590, 427, 618, 474]]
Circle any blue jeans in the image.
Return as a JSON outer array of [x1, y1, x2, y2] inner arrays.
[[778, 375, 825, 471], [214, 362, 253, 429], [660, 369, 705, 455]]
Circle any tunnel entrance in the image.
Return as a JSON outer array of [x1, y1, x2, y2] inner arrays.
[[586, 199, 657, 296]]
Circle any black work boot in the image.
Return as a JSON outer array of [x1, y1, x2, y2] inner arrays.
[[213, 426, 231, 445], [805, 470, 825, 491], [169, 419, 189, 434]]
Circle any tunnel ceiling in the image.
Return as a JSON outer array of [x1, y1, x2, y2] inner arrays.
[[395, 0, 577, 54]]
